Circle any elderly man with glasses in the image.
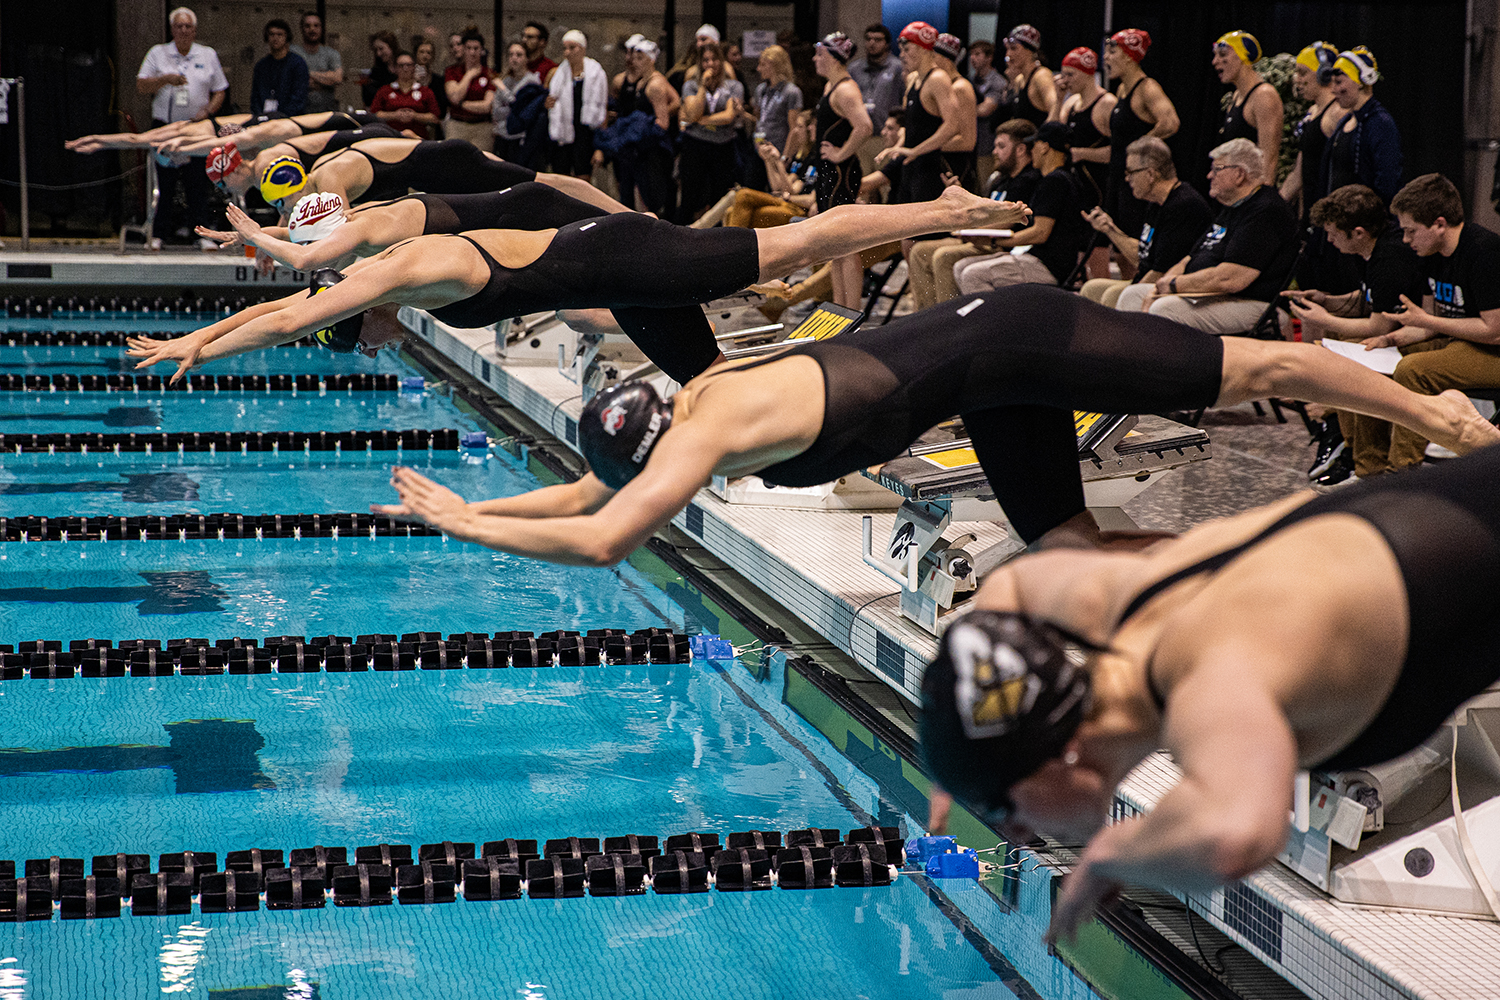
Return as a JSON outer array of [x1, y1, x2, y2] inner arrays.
[[136, 7, 229, 248], [1115, 137, 1297, 334]]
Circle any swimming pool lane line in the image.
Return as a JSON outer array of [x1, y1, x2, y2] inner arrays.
[[0, 372, 403, 392]]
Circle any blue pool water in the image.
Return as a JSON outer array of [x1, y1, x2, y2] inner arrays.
[[0, 336, 1078, 999]]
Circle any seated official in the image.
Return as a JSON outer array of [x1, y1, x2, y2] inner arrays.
[[1080, 136, 1212, 309], [954, 121, 1089, 293], [920, 444, 1500, 943], [1117, 138, 1297, 333], [1282, 183, 1426, 485], [369, 285, 1499, 569], [909, 118, 1041, 309], [1336, 173, 1500, 477]]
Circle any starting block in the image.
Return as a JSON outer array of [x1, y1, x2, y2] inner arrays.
[[861, 412, 1212, 634]]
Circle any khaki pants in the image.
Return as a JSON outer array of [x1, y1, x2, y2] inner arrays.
[[444, 118, 494, 149], [1114, 284, 1267, 335], [953, 250, 1057, 293], [909, 238, 989, 309], [1080, 278, 1130, 309], [725, 189, 805, 229], [1342, 338, 1500, 474]]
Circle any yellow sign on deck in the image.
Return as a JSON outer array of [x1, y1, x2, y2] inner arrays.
[[786, 303, 862, 342], [1074, 411, 1105, 441], [919, 447, 980, 469]]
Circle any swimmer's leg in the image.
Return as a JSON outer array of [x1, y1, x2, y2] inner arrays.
[[1218, 338, 1500, 456], [610, 305, 725, 383], [753, 186, 1027, 281], [965, 405, 1087, 546]]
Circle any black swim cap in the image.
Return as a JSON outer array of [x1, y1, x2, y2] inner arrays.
[[579, 381, 673, 489], [307, 268, 364, 353], [920, 610, 1093, 823]]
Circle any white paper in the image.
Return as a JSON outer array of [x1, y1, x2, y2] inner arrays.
[[1322, 337, 1401, 375], [955, 229, 1012, 238]]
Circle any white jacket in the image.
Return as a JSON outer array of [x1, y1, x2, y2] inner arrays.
[[548, 58, 608, 144]]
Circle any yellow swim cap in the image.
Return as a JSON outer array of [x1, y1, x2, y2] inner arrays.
[[1214, 30, 1262, 65], [259, 155, 308, 205], [1297, 41, 1338, 76], [1332, 46, 1378, 86]]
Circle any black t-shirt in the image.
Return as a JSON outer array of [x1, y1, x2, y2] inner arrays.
[[1185, 185, 1298, 301], [1139, 182, 1213, 276], [989, 165, 1040, 205], [1424, 223, 1500, 318], [1027, 167, 1086, 283], [1361, 228, 1427, 314]]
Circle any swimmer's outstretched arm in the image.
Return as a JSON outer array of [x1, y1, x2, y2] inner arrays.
[[126, 289, 313, 378], [377, 419, 727, 565], [65, 122, 194, 153], [1047, 675, 1296, 943], [221, 203, 370, 271]]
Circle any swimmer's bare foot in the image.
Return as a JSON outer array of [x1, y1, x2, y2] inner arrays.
[[748, 280, 790, 296], [939, 185, 1030, 229], [1433, 389, 1500, 455]]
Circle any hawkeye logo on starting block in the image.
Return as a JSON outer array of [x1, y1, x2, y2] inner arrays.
[[786, 303, 862, 342]]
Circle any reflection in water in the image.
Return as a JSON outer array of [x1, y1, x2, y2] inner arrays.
[[0, 472, 198, 502], [0, 570, 226, 615], [0, 406, 160, 426]]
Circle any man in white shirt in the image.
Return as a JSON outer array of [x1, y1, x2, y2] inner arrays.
[[136, 7, 228, 246]]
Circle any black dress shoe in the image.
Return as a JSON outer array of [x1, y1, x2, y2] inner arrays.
[[1311, 448, 1356, 488], [1308, 416, 1346, 478]]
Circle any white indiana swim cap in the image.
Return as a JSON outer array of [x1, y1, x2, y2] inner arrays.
[[288, 191, 348, 244]]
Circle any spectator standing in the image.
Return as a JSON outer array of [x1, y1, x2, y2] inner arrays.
[[678, 42, 744, 222], [969, 41, 1007, 183], [880, 22, 959, 205], [415, 39, 447, 118], [751, 45, 803, 159], [1117, 138, 1298, 333], [934, 34, 979, 192], [493, 42, 541, 161], [848, 24, 904, 172], [445, 29, 498, 149], [292, 12, 343, 114], [135, 6, 227, 247], [523, 22, 558, 84], [812, 32, 874, 309], [1053, 46, 1113, 278], [369, 51, 441, 137], [954, 120, 1088, 292], [1211, 31, 1282, 186], [546, 30, 607, 179], [1101, 29, 1179, 278], [251, 20, 309, 116], [1322, 47, 1403, 204], [361, 31, 399, 107], [1284, 41, 1355, 294], [909, 117, 1040, 309], [1337, 174, 1500, 476], [682, 25, 736, 87], [998, 25, 1054, 127], [1081, 136, 1213, 307], [608, 39, 677, 216]]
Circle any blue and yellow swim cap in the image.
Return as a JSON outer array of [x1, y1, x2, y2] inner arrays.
[[259, 155, 308, 205], [1214, 30, 1262, 65]]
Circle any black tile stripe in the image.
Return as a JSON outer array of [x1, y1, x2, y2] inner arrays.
[[0, 427, 459, 454], [0, 373, 402, 392]]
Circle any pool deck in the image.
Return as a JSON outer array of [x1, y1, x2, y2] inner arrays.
[[405, 307, 1500, 1000]]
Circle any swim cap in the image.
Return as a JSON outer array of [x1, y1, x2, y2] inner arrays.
[[899, 22, 937, 51], [288, 191, 347, 243], [561, 29, 587, 49], [260, 155, 308, 204], [579, 381, 673, 489], [624, 33, 645, 50], [1005, 24, 1041, 52], [633, 40, 660, 61], [934, 33, 964, 61], [1331, 46, 1378, 86], [920, 611, 1093, 824], [1108, 28, 1151, 63], [819, 31, 856, 63], [1062, 47, 1097, 74], [694, 23, 720, 43], [1297, 41, 1338, 76], [306, 269, 364, 353], [1214, 30, 1262, 65], [205, 143, 242, 186]]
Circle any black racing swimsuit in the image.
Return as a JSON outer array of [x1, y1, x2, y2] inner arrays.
[[1215, 80, 1267, 145], [295, 124, 403, 172], [345, 139, 538, 204], [425, 216, 760, 384], [302, 111, 371, 134], [814, 77, 860, 212], [740, 285, 1224, 542], [1106, 78, 1152, 233], [898, 71, 945, 203], [1293, 101, 1335, 221], [1067, 95, 1108, 206], [374, 184, 604, 234], [1118, 451, 1500, 771]]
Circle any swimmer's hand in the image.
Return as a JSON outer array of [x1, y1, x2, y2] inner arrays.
[[126, 330, 209, 383], [65, 135, 109, 154], [747, 280, 790, 296], [194, 226, 242, 250], [375, 467, 473, 537], [1047, 853, 1123, 946]]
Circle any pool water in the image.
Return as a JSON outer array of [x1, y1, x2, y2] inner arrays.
[[0, 335, 1077, 999]]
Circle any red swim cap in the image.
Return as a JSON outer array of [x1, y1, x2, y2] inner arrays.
[[899, 22, 937, 51], [1062, 47, 1098, 74], [1109, 28, 1151, 63]]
